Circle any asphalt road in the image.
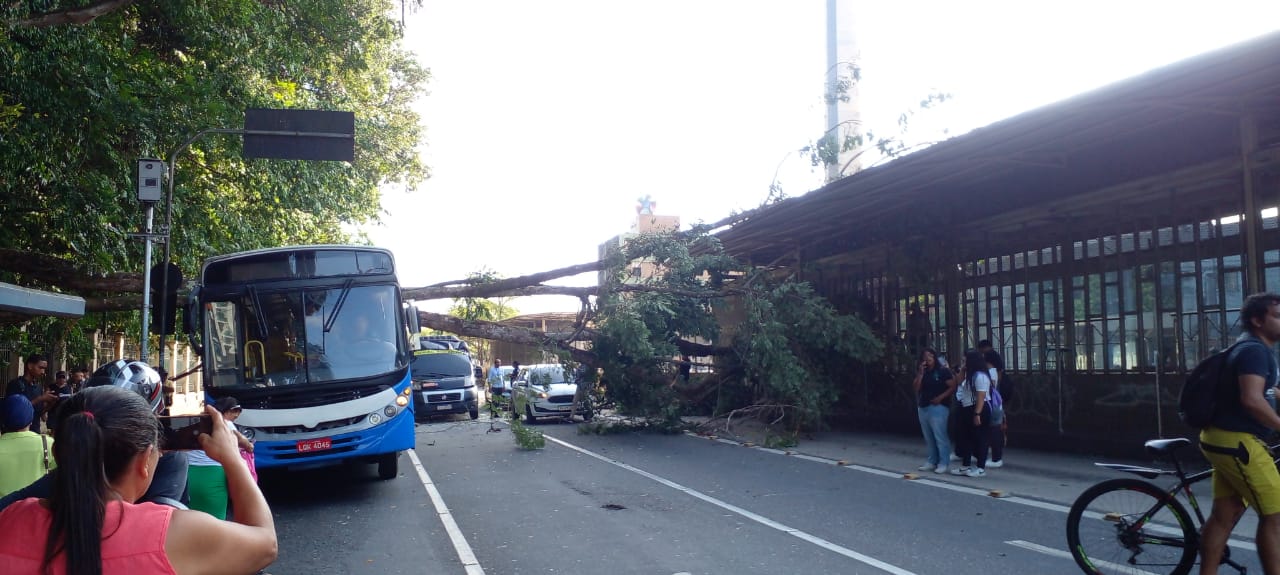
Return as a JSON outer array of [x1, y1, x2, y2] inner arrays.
[[260, 413, 1265, 575]]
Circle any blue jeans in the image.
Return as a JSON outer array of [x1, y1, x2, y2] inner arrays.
[[917, 404, 951, 466]]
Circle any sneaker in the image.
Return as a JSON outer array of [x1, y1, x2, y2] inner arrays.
[[949, 454, 961, 462], [917, 463, 935, 471], [950, 466, 970, 476], [966, 467, 987, 478], [934, 465, 948, 474], [987, 459, 1004, 468]]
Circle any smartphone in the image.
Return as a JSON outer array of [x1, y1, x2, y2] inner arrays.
[[158, 415, 214, 450]]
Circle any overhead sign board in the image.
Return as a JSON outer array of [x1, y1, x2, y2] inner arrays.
[[242, 108, 355, 162]]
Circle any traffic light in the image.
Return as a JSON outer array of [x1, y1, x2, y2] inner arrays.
[[149, 263, 183, 335]]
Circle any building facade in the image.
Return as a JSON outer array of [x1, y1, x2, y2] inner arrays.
[[717, 33, 1280, 456]]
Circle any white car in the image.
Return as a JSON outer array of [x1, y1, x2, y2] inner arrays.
[[511, 364, 593, 423]]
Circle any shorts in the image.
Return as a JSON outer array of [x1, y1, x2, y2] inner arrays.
[[1199, 426, 1280, 516]]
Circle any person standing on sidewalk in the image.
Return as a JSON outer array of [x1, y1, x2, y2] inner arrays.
[[983, 349, 1007, 468], [4, 354, 58, 435], [950, 349, 992, 478], [1197, 292, 1280, 575], [488, 358, 504, 396], [913, 348, 957, 474]]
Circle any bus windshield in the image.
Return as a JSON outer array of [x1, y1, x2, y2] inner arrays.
[[204, 283, 403, 389]]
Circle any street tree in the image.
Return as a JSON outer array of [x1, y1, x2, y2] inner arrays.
[[0, 1, 427, 359]]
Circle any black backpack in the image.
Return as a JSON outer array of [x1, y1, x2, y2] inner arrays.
[[1178, 340, 1258, 429], [998, 371, 1015, 406]]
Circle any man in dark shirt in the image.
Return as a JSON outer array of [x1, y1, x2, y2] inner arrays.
[[1198, 292, 1280, 574], [3, 354, 57, 434], [49, 371, 72, 396], [68, 367, 88, 393]]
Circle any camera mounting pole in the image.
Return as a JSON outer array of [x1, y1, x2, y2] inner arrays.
[[154, 109, 355, 371]]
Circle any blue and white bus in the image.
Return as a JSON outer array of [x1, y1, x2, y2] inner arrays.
[[189, 245, 416, 479]]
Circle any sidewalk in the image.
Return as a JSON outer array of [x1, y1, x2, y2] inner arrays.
[[684, 416, 1215, 512]]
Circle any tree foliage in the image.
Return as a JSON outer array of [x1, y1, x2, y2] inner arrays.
[[0, 0, 427, 287], [583, 228, 883, 427], [0, 0, 427, 355], [445, 269, 519, 324], [803, 60, 952, 185]]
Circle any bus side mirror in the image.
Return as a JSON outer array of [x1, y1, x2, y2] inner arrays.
[[184, 289, 204, 355]]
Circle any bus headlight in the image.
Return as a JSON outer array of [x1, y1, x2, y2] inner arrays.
[[383, 405, 398, 418], [240, 427, 256, 441], [395, 395, 408, 407], [369, 412, 383, 425]]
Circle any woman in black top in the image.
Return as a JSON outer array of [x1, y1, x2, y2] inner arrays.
[[911, 348, 958, 474]]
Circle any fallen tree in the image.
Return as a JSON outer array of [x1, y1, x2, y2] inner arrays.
[[1, 225, 884, 427]]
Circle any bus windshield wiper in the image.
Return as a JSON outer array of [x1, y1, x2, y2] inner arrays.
[[322, 279, 355, 333], [247, 285, 269, 340]]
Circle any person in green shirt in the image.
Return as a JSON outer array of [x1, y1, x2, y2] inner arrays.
[[0, 394, 55, 498]]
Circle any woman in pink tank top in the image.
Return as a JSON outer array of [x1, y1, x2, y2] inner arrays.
[[0, 382, 277, 575]]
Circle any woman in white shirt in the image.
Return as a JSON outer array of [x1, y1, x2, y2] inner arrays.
[[950, 349, 992, 478], [984, 349, 1006, 468]]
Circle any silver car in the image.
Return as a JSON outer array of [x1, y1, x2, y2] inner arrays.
[[511, 364, 593, 423]]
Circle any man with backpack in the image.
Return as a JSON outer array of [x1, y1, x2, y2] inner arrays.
[[1197, 292, 1280, 575]]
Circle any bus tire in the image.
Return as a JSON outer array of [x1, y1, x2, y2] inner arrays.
[[377, 452, 399, 480]]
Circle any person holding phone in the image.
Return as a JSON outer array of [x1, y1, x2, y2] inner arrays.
[[911, 348, 957, 474], [0, 360, 191, 512], [0, 385, 277, 574], [184, 398, 247, 520]]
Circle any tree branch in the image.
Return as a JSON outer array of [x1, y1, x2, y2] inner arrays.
[[418, 260, 602, 290], [11, 0, 135, 28], [0, 248, 144, 294]]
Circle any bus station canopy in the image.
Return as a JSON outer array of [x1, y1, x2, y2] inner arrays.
[[0, 282, 85, 319]]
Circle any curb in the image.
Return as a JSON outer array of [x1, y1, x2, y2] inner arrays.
[[683, 430, 1016, 499]]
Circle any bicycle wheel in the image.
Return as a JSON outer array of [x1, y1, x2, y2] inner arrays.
[[1066, 478, 1197, 575]]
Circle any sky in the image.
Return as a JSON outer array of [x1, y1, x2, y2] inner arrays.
[[361, 0, 1280, 315]]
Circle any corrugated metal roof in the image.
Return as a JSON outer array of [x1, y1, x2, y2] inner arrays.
[[718, 31, 1280, 266]]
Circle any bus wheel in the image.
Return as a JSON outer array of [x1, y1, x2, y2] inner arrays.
[[377, 452, 399, 480]]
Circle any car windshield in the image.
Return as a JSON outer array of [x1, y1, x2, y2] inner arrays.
[[411, 352, 472, 378], [525, 365, 570, 385]]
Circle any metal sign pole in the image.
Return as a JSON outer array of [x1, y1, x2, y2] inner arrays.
[[134, 158, 166, 363], [140, 204, 154, 362], [155, 121, 354, 369]]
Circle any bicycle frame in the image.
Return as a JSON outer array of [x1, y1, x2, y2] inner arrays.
[[1094, 461, 1214, 531]]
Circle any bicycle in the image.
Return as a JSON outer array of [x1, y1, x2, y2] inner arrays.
[[1065, 436, 1276, 575]]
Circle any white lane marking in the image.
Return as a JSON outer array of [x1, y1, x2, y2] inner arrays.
[[408, 449, 486, 575], [542, 434, 918, 575], [685, 432, 1266, 552], [686, 432, 1264, 558], [1006, 540, 1161, 575]]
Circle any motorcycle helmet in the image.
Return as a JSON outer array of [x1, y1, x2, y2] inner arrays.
[[85, 359, 165, 415]]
